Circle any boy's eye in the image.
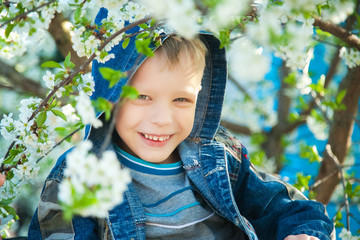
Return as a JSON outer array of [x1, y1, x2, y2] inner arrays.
[[174, 98, 189, 102], [138, 95, 149, 100]]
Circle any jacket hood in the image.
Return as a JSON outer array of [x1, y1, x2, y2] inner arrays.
[[85, 8, 227, 143]]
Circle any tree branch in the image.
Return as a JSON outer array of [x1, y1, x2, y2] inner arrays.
[[0, 0, 57, 28], [0, 60, 47, 98], [220, 120, 252, 136], [313, 18, 360, 50]]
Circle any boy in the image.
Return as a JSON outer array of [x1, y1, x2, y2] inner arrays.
[[28, 8, 334, 240]]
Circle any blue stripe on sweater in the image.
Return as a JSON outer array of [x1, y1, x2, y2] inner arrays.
[[145, 202, 201, 217], [143, 186, 193, 208]]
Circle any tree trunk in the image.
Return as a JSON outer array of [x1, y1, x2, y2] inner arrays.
[[48, 13, 91, 72], [314, 66, 360, 204]]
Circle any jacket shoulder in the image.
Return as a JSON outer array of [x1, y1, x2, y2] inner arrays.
[[214, 126, 249, 163]]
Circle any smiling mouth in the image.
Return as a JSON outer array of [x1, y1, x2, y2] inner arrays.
[[141, 133, 171, 142]]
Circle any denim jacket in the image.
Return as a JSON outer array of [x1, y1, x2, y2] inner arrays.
[[28, 8, 335, 240]]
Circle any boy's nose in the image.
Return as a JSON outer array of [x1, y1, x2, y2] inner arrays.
[[149, 103, 172, 126]]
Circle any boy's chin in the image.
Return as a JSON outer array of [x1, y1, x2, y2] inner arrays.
[[141, 151, 180, 164]]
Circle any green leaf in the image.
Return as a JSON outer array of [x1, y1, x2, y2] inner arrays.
[[136, 32, 150, 39], [122, 37, 130, 49], [0, 197, 15, 206], [316, 4, 322, 15], [335, 211, 342, 221], [308, 190, 317, 200], [2, 205, 18, 219], [296, 96, 308, 110], [354, 185, 360, 196], [41, 61, 63, 69], [150, 18, 156, 27], [74, 7, 82, 23], [93, 97, 112, 110], [64, 52, 75, 69], [293, 173, 311, 192], [202, 0, 220, 8], [3, 155, 15, 165], [250, 133, 267, 145], [135, 38, 154, 57], [55, 71, 65, 80], [345, 181, 353, 198], [249, 150, 265, 167], [37, 111, 47, 127], [139, 23, 149, 29], [218, 30, 230, 49], [5, 23, 15, 38], [6, 170, 14, 180], [99, 67, 127, 88], [120, 86, 138, 100], [284, 72, 297, 86], [54, 127, 66, 133], [300, 144, 322, 163], [336, 89, 346, 105], [51, 109, 67, 122], [288, 112, 300, 123]]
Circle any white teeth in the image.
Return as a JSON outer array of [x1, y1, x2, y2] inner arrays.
[[143, 134, 170, 141]]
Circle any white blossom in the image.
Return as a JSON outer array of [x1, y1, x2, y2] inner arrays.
[[18, 97, 42, 122], [85, 36, 101, 54], [321, 0, 354, 24], [77, 73, 95, 96], [14, 161, 39, 180], [94, 0, 129, 10], [247, 8, 284, 47], [339, 47, 360, 68], [62, 104, 80, 123], [275, 21, 315, 70], [206, 0, 250, 32], [140, 0, 200, 39], [43, 71, 56, 89], [339, 228, 359, 240], [95, 52, 115, 64], [306, 114, 328, 140], [58, 140, 131, 218], [75, 92, 103, 128], [296, 48, 314, 95], [228, 38, 270, 83]]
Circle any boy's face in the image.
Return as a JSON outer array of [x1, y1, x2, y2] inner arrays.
[[115, 50, 203, 164]]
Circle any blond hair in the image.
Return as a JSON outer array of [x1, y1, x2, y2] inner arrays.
[[157, 35, 207, 74]]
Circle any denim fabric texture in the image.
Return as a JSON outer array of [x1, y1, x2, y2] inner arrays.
[[28, 8, 335, 240]]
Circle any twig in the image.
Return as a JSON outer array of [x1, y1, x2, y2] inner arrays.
[[36, 127, 81, 164], [312, 35, 341, 48], [228, 74, 253, 101], [309, 169, 338, 189], [310, 91, 332, 126], [325, 144, 351, 230], [331, 202, 345, 222], [0, 0, 58, 28]]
